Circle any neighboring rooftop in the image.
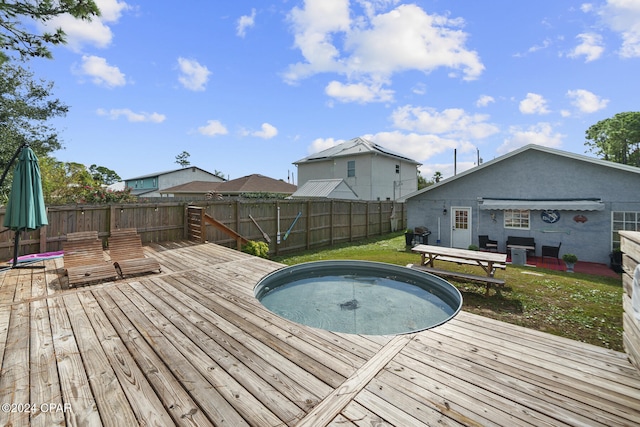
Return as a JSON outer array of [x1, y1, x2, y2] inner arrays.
[[125, 166, 225, 181], [161, 174, 297, 195], [293, 137, 421, 165], [290, 179, 359, 200]]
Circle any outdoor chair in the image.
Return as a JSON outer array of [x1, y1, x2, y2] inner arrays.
[[541, 242, 562, 265], [108, 228, 161, 278], [63, 231, 118, 287], [479, 235, 498, 252]]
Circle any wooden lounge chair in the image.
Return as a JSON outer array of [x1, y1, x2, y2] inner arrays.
[[63, 231, 118, 286], [108, 228, 161, 278]]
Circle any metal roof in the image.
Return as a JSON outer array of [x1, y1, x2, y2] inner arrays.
[[293, 137, 421, 165], [291, 179, 359, 199]]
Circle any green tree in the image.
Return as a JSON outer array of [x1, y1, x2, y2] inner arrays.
[[417, 171, 428, 190], [0, 0, 100, 59], [89, 164, 121, 185], [585, 112, 640, 167], [0, 60, 69, 197], [39, 157, 132, 205], [175, 151, 191, 168], [433, 171, 443, 183]]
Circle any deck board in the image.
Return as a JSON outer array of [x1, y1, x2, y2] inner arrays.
[[1, 241, 640, 426]]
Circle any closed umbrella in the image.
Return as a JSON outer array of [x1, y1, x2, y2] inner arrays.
[[3, 146, 48, 268]]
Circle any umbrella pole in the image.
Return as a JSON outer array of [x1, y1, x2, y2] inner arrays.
[[12, 230, 20, 268], [10, 230, 45, 269]]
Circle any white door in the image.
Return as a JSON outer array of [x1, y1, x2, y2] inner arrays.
[[451, 207, 472, 248]]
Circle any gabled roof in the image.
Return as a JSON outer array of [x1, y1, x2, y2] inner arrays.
[[161, 174, 296, 194], [401, 144, 640, 201], [125, 166, 224, 181], [291, 179, 359, 199], [160, 181, 221, 193], [293, 137, 421, 165], [216, 174, 296, 194]]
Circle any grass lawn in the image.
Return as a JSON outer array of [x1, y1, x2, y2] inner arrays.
[[272, 232, 624, 351]]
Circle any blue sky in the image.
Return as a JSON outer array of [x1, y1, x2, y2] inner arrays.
[[27, 0, 640, 183]]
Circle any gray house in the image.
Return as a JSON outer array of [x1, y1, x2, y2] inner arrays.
[[125, 167, 225, 197], [293, 137, 421, 201], [402, 144, 640, 264]]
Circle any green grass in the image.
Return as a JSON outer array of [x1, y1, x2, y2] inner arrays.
[[272, 232, 624, 351]]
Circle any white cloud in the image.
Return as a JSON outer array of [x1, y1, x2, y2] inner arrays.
[[391, 105, 499, 140], [498, 123, 564, 154], [568, 33, 605, 62], [252, 123, 279, 139], [308, 137, 344, 154], [76, 55, 126, 87], [519, 93, 550, 115], [285, 1, 483, 98], [566, 89, 609, 113], [237, 8, 257, 37], [364, 131, 469, 164], [581, 3, 595, 13], [177, 57, 211, 91], [97, 108, 165, 123], [325, 80, 394, 103], [600, 0, 640, 57], [198, 120, 228, 137], [528, 38, 552, 53], [39, 0, 131, 51], [476, 95, 495, 107]]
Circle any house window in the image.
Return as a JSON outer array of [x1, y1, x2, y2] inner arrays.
[[395, 164, 400, 174], [504, 209, 530, 229], [455, 209, 469, 230], [347, 160, 355, 177], [612, 211, 640, 249]]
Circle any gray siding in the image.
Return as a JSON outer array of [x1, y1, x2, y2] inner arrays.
[[407, 148, 640, 264]]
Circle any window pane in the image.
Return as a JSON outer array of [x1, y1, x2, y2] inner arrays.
[[504, 209, 529, 229], [455, 210, 468, 229]]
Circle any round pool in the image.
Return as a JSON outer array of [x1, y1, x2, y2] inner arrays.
[[254, 260, 462, 335]]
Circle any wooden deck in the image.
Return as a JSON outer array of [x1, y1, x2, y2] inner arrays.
[[1, 241, 639, 426]]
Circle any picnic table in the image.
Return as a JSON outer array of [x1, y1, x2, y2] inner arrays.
[[410, 244, 507, 296]]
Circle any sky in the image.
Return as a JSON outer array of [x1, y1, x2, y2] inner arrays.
[[24, 0, 640, 184]]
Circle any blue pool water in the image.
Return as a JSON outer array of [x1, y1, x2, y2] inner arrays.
[[255, 260, 462, 335]]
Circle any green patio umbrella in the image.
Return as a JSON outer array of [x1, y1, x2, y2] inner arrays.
[[3, 146, 48, 268]]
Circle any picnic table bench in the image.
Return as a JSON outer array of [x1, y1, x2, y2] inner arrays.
[[411, 244, 507, 296]]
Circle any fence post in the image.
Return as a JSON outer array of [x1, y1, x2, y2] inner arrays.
[[379, 201, 383, 235], [275, 200, 280, 256], [39, 225, 47, 253], [306, 200, 311, 250], [330, 200, 334, 245], [350, 202, 354, 240]]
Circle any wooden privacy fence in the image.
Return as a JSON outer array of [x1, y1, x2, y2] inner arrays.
[[0, 200, 405, 260]]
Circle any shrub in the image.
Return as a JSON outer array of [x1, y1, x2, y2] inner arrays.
[[242, 240, 270, 258]]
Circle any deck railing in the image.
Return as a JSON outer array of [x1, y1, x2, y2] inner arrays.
[[0, 199, 405, 260]]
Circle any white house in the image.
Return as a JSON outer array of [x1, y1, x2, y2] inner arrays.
[[293, 137, 420, 201]]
